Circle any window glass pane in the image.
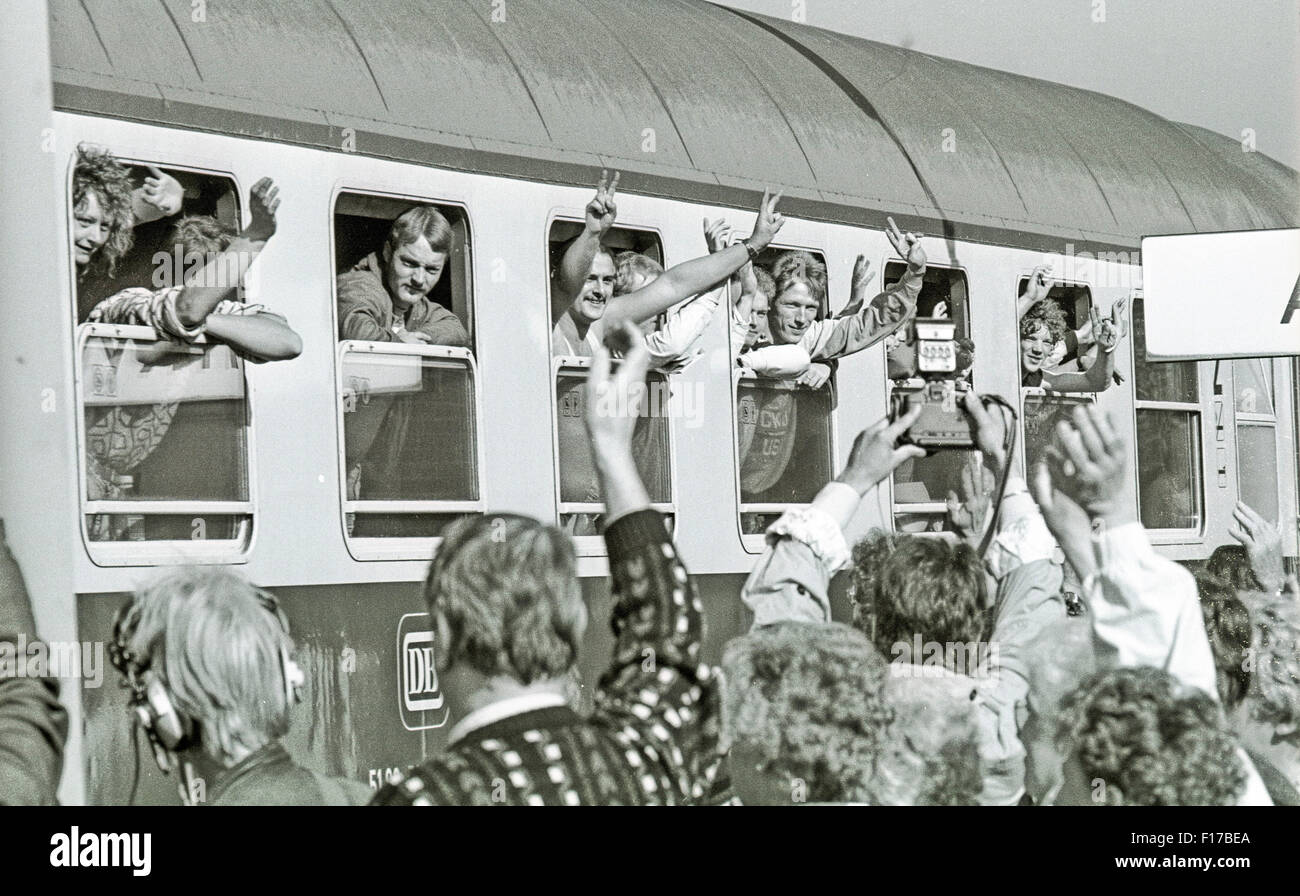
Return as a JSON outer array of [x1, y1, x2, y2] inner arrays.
[[342, 353, 478, 502], [1022, 392, 1095, 469], [1237, 424, 1279, 523], [556, 369, 671, 513], [82, 336, 249, 542], [1233, 359, 1273, 415], [1136, 408, 1202, 530], [1133, 300, 1198, 404], [737, 379, 833, 533]]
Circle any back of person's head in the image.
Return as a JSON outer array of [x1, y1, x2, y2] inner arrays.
[[1207, 544, 1263, 593], [872, 673, 983, 805], [426, 514, 585, 684], [169, 215, 233, 258], [848, 530, 988, 668], [1195, 571, 1253, 711], [770, 251, 828, 311], [720, 621, 892, 804], [385, 205, 454, 257], [1020, 298, 1068, 344], [1241, 588, 1300, 734], [613, 251, 663, 296], [1056, 666, 1245, 805], [73, 144, 136, 276], [118, 567, 296, 766], [752, 265, 776, 300]]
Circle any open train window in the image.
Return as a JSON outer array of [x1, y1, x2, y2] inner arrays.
[[1233, 358, 1279, 523], [1132, 299, 1203, 532], [731, 245, 837, 545], [334, 191, 481, 557], [77, 328, 253, 564], [72, 155, 239, 324], [548, 222, 674, 547], [883, 263, 972, 533]]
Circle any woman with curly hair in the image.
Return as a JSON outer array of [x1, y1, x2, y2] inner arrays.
[[1020, 294, 1124, 392], [72, 144, 183, 315], [1053, 666, 1247, 805]]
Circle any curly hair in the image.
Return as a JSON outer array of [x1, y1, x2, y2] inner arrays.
[[1195, 572, 1253, 711], [871, 674, 983, 805], [848, 530, 988, 668], [721, 622, 893, 803], [426, 513, 586, 684], [770, 250, 828, 312], [752, 265, 775, 300], [73, 144, 136, 277], [1020, 298, 1068, 344], [1056, 666, 1246, 805], [1241, 586, 1300, 731]]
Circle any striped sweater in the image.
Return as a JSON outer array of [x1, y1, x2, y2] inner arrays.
[[372, 509, 720, 806]]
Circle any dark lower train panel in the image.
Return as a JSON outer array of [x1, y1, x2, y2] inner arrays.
[[77, 572, 757, 805]]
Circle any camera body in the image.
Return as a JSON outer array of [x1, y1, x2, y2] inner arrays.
[[888, 317, 975, 449]]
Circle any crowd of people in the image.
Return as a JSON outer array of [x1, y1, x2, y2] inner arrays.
[[2, 152, 1294, 805]]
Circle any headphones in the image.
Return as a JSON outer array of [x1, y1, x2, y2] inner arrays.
[[110, 588, 305, 775]]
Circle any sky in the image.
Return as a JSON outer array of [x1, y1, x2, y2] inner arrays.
[[713, 0, 1300, 170]]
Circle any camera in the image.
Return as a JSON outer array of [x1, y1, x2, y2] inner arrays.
[[887, 317, 975, 450]]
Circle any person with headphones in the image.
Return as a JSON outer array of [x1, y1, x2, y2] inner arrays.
[[110, 566, 370, 806]]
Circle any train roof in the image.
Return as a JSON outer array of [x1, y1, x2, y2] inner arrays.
[[50, 0, 1298, 251]]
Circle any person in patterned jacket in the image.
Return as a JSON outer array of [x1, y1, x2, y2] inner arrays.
[[373, 324, 719, 805]]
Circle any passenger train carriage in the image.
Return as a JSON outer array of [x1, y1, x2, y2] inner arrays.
[[0, 0, 1296, 804]]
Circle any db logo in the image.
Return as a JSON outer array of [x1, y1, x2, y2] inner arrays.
[[397, 613, 449, 731]]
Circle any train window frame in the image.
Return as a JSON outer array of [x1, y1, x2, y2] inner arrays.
[[732, 242, 837, 552], [546, 215, 671, 556], [882, 259, 972, 533], [550, 356, 678, 555], [69, 155, 254, 566], [68, 153, 242, 327], [1129, 297, 1205, 538], [330, 186, 482, 561], [733, 368, 838, 553], [1016, 275, 1097, 393], [74, 323, 257, 566], [1233, 357, 1281, 523]]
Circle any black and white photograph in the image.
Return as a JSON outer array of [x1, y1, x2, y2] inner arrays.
[[1, 0, 1298, 870]]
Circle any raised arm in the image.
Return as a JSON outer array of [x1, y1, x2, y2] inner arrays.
[[130, 165, 184, 225], [742, 404, 924, 627], [805, 218, 925, 360], [604, 191, 785, 331], [174, 177, 278, 328], [587, 327, 718, 801], [1016, 265, 1053, 320], [1041, 303, 1121, 393], [1031, 404, 1217, 696], [558, 171, 618, 305]]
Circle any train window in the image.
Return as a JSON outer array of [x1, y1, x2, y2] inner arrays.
[[334, 192, 473, 341], [73, 158, 239, 324], [78, 329, 252, 562], [548, 222, 673, 543], [553, 360, 674, 536], [548, 221, 664, 348], [884, 263, 972, 532], [1017, 279, 1094, 387], [334, 192, 481, 554], [736, 372, 835, 536], [1234, 358, 1279, 523], [1131, 299, 1203, 531]]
